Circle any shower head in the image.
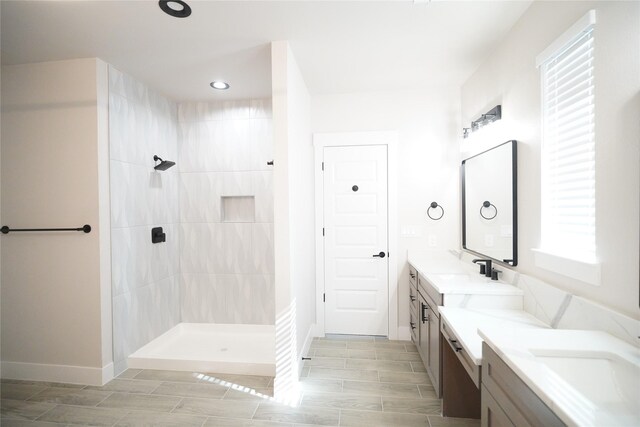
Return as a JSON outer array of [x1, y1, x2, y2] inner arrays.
[[153, 155, 176, 171]]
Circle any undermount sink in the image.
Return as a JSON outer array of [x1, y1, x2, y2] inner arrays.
[[480, 324, 640, 426], [429, 273, 486, 283], [530, 349, 640, 416]]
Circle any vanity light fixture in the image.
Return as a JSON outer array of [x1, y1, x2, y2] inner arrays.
[[210, 81, 230, 90], [159, 0, 191, 18], [463, 105, 502, 138]]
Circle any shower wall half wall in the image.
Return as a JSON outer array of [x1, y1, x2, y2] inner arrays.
[[109, 66, 275, 374]]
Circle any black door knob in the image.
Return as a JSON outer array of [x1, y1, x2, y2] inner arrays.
[[372, 252, 386, 258]]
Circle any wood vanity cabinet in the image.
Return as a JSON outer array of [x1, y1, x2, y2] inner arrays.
[[481, 343, 566, 427], [416, 273, 442, 397]]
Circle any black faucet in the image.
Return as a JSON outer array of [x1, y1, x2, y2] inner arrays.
[[472, 259, 492, 277]]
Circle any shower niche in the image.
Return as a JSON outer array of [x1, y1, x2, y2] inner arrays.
[[222, 196, 256, 223]]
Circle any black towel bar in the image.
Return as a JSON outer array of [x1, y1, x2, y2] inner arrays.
[[1, 224, 91, 234]]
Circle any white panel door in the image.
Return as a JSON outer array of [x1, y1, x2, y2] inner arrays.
[[323, 145, 388, 336]]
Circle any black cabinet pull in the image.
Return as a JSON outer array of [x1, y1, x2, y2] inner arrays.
[[421, 303, 429, 323], [449, 338, 463, 353]]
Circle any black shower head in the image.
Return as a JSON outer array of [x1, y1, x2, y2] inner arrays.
[[153, 155, 176, 171]]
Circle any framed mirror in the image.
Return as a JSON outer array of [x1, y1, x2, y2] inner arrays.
[[462, 140, 517, 266]]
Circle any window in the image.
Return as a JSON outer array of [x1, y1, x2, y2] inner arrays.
[[534, 10, 600, 284]]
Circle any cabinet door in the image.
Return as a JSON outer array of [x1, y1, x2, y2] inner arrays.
[[482, 386, 515, 427], [418, 295, 429, 364], [410, 310, 418, 344], [428, 306, 441, 396]]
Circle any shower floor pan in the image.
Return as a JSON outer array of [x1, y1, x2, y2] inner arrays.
[[128, 323, 276, 376]]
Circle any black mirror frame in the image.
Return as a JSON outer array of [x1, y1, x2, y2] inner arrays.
[[461, 140, 518, 266]]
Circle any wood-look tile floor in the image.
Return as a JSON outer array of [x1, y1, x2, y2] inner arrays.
[[0, 336, 480, 427]]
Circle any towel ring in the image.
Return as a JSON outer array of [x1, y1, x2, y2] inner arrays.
[[480, 201, 498, 220], [427, 202, 444, 221]]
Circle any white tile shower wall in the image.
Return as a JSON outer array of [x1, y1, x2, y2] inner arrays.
[[108, 66, 180, 374], [178, 99, 274, 325]]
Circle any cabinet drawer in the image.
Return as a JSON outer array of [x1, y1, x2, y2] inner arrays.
[[441, 320, 480, 388], [409, 283, 419, 313], [482, 343, 566, 427], [481, 385, 515, 427], [418, 274, 443, 307], [409, 265, 418, 286], [409, 310, 418, 343]]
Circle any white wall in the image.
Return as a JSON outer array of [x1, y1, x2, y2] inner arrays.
[[108, 66, 180, 375], [272, 41, 314, 395], [286, 52, 315, 360], [1, 58, 113, 385], [460, 1, 640, 319], [311, 89, 461, 332], [177, 99, 274, 325]]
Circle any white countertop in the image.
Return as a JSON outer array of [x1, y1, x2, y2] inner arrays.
[[408, 251, 522, 296], [425, 274, 523, 295], [479, 328, 640, 427], [439, 307, 549, 365]]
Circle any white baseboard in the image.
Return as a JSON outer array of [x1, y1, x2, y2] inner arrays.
[[298, 324, 316, 378], [1, 361, 114, 386], [397, 326, 411, 341], [311, 322, 324, 338]]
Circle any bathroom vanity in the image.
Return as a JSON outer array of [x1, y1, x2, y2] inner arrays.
[[407, 252, 523, 401], [407, 252, 640, 426]]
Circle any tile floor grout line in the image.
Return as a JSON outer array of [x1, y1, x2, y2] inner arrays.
[[111, 406, 133, 427], [147, 381, 165, 396], [168, 396, 184, 414], [93, 391, 115, 407], [249, 400, 260, 420], [220, 385, 231, 400], [33, 402, 59, 422]]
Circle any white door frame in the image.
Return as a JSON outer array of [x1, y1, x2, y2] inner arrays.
[[313, 131, 399, 340]]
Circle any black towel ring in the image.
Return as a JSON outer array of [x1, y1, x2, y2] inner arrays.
[[427, 202, 444, 221], [480, 201, 498, 220]]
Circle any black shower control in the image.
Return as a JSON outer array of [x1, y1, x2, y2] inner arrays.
[[151, 227, 166, 244]]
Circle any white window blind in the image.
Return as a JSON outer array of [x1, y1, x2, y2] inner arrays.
[[540, 18, 596, 262]]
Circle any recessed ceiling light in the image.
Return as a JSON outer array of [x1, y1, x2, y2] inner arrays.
[[210, 81, 230, 90], [159, 0, 191, 18]]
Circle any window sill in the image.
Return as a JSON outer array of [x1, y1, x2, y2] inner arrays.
[[531, 249, 601, 286]]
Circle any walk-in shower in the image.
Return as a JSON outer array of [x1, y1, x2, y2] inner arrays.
[[109, 66, 275, 378]]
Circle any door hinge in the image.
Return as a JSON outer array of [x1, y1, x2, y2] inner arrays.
[[321, 162, 324, 171], [323, 293, 326, 302]]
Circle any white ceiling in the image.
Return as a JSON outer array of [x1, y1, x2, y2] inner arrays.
[[0, 0, 532, 102]]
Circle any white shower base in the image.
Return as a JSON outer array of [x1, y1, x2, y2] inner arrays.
[[128, 323, 276, 376]]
